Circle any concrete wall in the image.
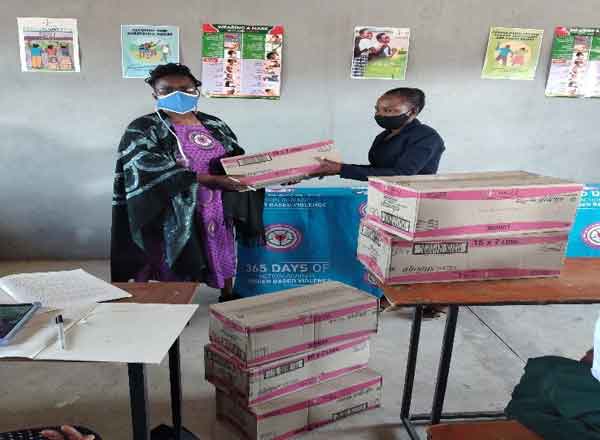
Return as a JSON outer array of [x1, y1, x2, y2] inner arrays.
[[1, 0, 599, 259]]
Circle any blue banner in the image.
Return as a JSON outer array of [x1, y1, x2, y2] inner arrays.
[[235, 188, 382, 297], [567, 184, 600, 257]]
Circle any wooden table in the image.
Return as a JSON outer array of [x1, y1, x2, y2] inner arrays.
[[114, 283, 199, 440], [3, 283, 200, 440], [427, 420, 542, 440], [383, 259, 600, 440]]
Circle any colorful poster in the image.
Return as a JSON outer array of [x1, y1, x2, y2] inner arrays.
[[545, 27, 600, 98], [481, 27, 544, 80], [201, 24, 284, 99], [351, 26, 410, 80], [121, 25, 179, 78], [17, 17, 80, 73]]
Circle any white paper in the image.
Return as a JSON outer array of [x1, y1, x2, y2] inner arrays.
[[0, 306, 94, 359], [37, 303, 198, 364], [0, 287, 16, 304], [0, 269, 132, 309]]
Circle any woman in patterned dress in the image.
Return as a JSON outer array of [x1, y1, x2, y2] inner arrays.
[[111, 64, 264, 302]]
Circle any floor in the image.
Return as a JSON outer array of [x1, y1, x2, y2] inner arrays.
[[1, 260, 597, 439]]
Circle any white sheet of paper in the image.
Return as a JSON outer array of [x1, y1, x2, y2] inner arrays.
[[0, 306, 94, 359], [0, 269, 131, 309], [0, 287, 15, 304], [37, 303, 198, 364]]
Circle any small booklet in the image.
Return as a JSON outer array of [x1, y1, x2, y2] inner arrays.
[[0, 269, 131, 309]]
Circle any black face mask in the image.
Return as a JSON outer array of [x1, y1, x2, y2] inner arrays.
[[374, 113, 411, 130]]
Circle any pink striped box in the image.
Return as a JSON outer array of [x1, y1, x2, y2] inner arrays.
[[357, 219, 569, 285], [209, 282, 378, 368], [205, 337, 370, 406], [220, 140, 340, 188], [216, 368, 382, 440], [367, 171, 582, 241]]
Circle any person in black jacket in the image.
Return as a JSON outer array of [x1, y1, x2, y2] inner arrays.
[[312, 87, 444, 180], [313, 88, 445, 316]]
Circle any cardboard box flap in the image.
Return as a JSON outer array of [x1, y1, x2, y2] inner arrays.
[[250, 368, 381, 417], [369, 171, 580, 191], [210, 282, 376, 329]]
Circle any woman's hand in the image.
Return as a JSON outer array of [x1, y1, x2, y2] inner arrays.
[[41, 426, 95, 440], [199, 174, 250, 191], [310, 158, 343, 178]]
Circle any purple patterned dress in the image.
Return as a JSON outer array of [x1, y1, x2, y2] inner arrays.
[[135, 123, 236, 288]]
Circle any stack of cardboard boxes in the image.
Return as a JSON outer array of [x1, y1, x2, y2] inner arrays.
[[205, 281, 382, 439], [358, 171, 583, 285]]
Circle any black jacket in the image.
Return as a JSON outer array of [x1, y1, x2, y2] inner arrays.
[[340, 119, 445, 181]]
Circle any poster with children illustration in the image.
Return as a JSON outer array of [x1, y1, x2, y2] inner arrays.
[[481, 27, 544, 80], [121, 25, 180, 78], [17, 17, 80, 73], [545, 27, 600, 98], [201, 24, 284, 99], [351, 26, 410, 80]]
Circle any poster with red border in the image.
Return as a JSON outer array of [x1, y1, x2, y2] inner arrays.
[[201, 24, 284, 99]]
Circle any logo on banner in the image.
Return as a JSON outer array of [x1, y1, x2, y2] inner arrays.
[[358, 202, 367, 218], [583, 223, 600, 248], [265, 224, 302, 251]]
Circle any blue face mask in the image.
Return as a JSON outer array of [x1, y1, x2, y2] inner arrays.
[[155, 91, 199, 114]]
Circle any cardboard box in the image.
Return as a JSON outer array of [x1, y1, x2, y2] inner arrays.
[[205, 337, 370, 406], [216, 368, 382, 440], [209, 282, 378, 368], [357, 219, 569, 285], [367, 171, 582, 241], [220, 140, 340, 188]]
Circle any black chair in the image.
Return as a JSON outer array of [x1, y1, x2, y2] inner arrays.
[[0, 426, 101, 440]]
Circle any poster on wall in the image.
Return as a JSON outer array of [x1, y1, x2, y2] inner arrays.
[[201, 24, 284, 99], [121, 25, 179, 78], [17, 17, 80, 73], [351, 26, 410, 80], [481, 27, 544, 80], [545, 27, 600, 98]]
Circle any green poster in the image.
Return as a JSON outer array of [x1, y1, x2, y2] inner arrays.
[[481, 27, 544, 80], [351, 26, 410, 80], [201, 24, 284, 99], [546, 26, 600, 98]]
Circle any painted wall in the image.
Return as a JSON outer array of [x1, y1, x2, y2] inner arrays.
[[1, 0, 598, 259]]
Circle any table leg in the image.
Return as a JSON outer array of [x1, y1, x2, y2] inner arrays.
[[431, 305, 459, 425], [128, 363, 150, 440], [169, 338, 183, 440], [401, 305, 423, 420]]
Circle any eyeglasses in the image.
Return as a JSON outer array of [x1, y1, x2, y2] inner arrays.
[[155, 87, 199, 96]]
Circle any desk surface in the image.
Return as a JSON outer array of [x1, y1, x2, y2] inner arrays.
[[2, 283, 199, 362], [384, 259, 600, 306], [115, 282, 198, 305]]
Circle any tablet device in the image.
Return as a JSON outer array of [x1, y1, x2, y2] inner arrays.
[[0, 303, 41, 345]]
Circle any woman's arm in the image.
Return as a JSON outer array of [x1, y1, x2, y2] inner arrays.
[[313, 132, 444, 181], [339, 133, 442, 180]]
